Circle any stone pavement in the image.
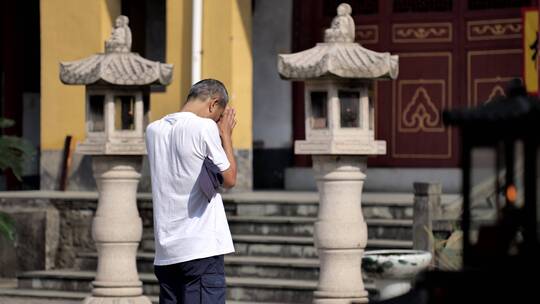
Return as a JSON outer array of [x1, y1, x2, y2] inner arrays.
[[0, 280, 79, 304], [0, 279, 15, 289], [0, 297, 79, 304]]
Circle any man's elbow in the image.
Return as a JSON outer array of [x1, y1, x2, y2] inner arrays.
[[221, 170, 237, 189], [223, 180, 236, 189]]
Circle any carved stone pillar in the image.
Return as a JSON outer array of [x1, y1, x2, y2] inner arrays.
[[277, 3, 398, 303], [83, 156, 150, 304], [312, 155, 369, 304]]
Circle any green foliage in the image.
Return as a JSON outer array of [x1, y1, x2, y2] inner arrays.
[[0, 117, 35, 181], [0, 212, 16, 242], [0, 117, 34, 242], [0, 118, 15, 129]]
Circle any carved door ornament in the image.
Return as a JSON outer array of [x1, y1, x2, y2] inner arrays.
[[402, 87, 441, 132], [486, 85, 506, 103]]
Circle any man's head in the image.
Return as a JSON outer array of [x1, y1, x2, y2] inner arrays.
[[185, 79, 229, 122]]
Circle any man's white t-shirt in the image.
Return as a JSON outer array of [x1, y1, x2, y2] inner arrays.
[[145, 111, 235, 265]]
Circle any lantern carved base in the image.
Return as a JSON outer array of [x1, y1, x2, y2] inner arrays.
[[83, 296, 151, 304], [83, 156, 150, 304], [312, 155, 369, 304], [314, 297, 368, 304]]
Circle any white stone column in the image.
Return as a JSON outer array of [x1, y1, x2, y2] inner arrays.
[[312, 155, 369, 304], [84, 156, 150, 304]]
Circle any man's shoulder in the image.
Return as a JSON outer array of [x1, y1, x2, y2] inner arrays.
[[200, 120, 220, 138], [147, 112, 217, 134], [145, 119, 160, 135], [188, 116, 218, 132]]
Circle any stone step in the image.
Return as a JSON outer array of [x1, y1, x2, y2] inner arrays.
[[142, 218, 414, 249], [223, 192, 413, 219], [142, 192, 414, 235], [0, 288, 298, 304], [233, 234, 318, 258], [142, 217, 414, 247], [16, 270, 319, 303], [76, 252, 321, 280], [142, 234, 412, 259], [228, 215, 315, 236], [0, 288, 304, 304], [77, 240, 411, 281], [226, 216, 413, 239], [0, 288, 88, 301]]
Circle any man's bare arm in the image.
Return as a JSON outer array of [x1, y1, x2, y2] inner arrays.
[[218, 107, 237, 188]]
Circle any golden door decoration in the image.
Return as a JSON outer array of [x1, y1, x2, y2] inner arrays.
[[468, 49, 523, 107], [356, 25, 378, 44], [392, 53, 452, 159], [473, 77, 513, 104], [467, 18, 523, 41], [393, 23, 452, 43], [399, 83, 445, 133]]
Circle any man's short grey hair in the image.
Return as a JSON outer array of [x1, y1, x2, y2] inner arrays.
[[186, 79, 229, 107]]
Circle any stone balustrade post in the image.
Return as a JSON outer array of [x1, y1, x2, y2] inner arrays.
[[412, 182, 442, 258]]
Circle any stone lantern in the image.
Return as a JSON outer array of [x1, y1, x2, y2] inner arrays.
[[60, 15, 173, 304], [278, 3, 398, 304]]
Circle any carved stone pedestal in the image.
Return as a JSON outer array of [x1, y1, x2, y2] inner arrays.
[[312, 155, 369, 304], [83, 156, 150, 304]]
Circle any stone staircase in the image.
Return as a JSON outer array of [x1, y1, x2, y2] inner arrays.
[[0, 191, 414, 303]]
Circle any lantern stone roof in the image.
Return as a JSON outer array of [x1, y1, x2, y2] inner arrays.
[[60, 15, 173, 86], [278, 4, 398, 80]]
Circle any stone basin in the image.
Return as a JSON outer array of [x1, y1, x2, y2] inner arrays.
[[362, 250, 432, 300]]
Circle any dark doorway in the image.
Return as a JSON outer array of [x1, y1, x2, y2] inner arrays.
[[0, 0, 41, 190]]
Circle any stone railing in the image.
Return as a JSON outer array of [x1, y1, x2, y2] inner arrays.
[[0, 191, 155, 277], [412, 182, 461, 269]]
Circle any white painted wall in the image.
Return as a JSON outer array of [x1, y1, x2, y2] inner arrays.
[[252, 0, 293, 149]]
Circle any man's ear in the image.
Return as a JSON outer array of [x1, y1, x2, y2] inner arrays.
[[209, 98, 220, 113]]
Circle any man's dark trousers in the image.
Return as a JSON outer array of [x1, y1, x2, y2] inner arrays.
[[154, 255, 226, 304]]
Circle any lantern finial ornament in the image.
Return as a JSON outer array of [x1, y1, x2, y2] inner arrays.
[[105, 15, 132, 53], [324, 3, 355, 43]]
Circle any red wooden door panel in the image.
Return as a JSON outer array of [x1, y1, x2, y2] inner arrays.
[[391, 53, 453, 161], [467, 49, 523, 107]]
